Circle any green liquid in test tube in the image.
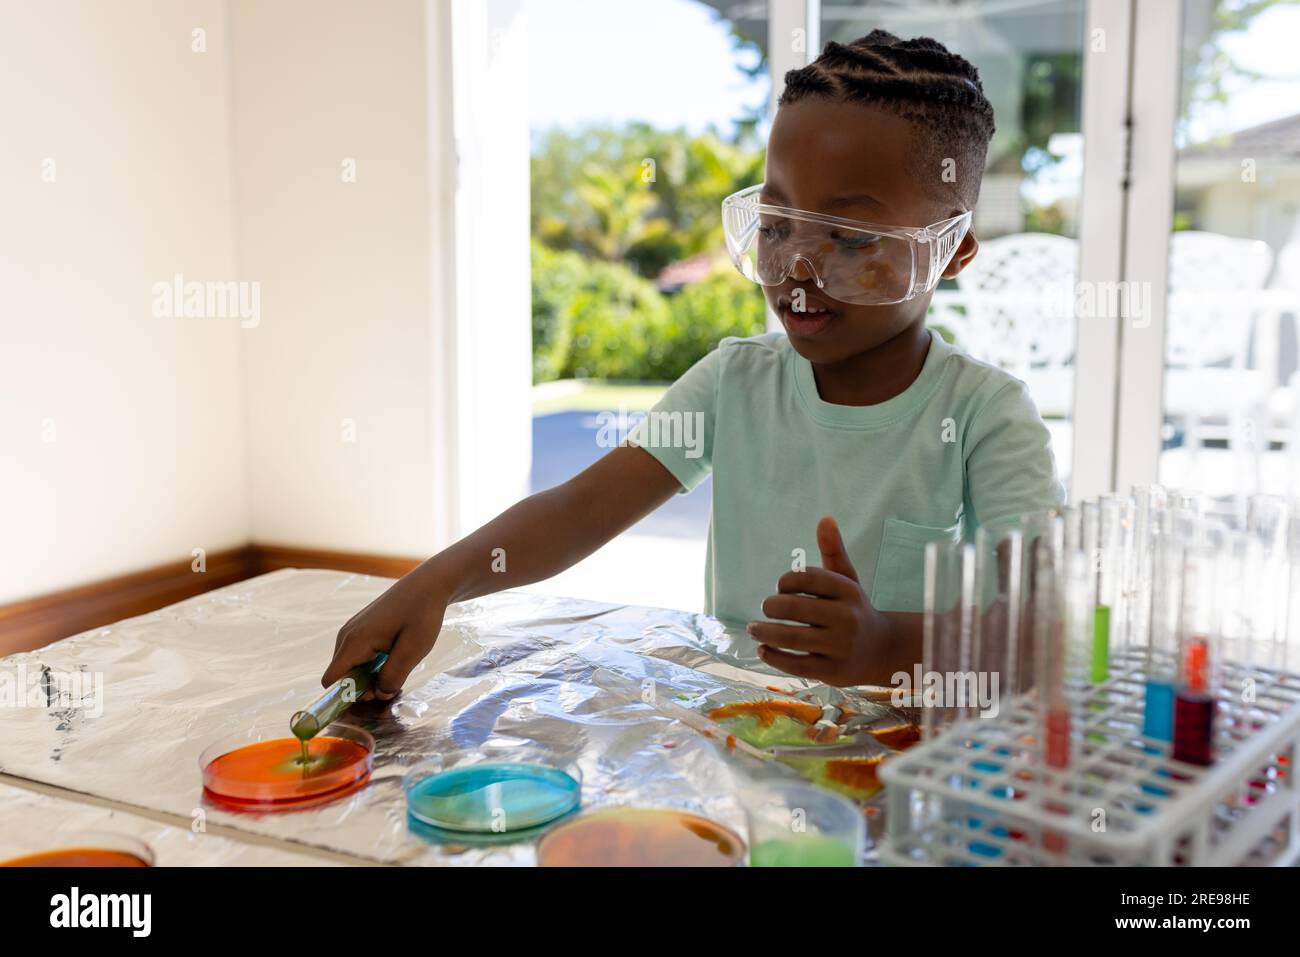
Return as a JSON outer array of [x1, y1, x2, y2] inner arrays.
[[1091, 496, 1128, 684], [1091, 604, 1111, 683], [291, 652, 389, 745], [1080, 500, 1109, 686]]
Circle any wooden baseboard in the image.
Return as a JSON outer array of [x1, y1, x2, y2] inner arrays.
[[0, 544, 422, 656], [251, 544, 421, 580]]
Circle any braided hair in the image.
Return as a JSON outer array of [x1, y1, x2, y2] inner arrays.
[[779, 30, 995, 207]]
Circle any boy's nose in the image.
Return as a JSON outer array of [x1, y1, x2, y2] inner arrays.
[[788, 254, 824, 287]]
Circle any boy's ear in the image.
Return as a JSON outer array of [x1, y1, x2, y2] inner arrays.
[[942, 230, 979, 279]]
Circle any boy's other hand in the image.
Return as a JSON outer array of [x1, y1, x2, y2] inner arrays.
[[747, 515, 893, 687]]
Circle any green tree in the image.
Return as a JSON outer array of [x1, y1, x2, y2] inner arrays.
[[531, 124, 763, 277]]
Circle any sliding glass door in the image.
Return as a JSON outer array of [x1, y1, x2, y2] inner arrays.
[[1117, 0, 1300, 509]]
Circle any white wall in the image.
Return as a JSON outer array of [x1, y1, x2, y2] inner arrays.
[[0, 0, 530, 603], [229, 0, 449, 556], [0, 0, 249, 602]]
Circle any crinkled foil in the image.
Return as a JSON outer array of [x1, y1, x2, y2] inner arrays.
[[0, 570, 900, 865], [0, 782, 336, 866]]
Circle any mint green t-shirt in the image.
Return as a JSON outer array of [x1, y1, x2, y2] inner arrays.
[[630, 330, 1065, 625]]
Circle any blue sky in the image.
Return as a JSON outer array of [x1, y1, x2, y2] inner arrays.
[[526, 0, 767, 134]]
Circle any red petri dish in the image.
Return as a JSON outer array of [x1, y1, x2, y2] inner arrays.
[[200, 721, 373, 811]]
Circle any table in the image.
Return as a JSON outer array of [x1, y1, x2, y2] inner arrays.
[[0, 569, 890, 865]]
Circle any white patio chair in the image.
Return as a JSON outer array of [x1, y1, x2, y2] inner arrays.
[[953, 232, 1078, 419], [1165, 231, 1274, 492], [1267, 241, 1300, 496], [927, 289, 970, 350]]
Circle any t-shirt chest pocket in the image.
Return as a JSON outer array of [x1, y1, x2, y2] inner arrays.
[[869, 517, 964, 614]]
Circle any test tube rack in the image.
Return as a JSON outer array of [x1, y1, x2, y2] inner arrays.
[[878, 649, 1300, 867]]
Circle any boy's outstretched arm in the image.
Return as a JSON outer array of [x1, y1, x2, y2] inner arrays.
[[322, 444, 682, 696]]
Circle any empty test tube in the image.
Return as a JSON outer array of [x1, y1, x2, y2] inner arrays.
[[1244, 495, 1291, 675], [1127, 485, 1167, 657]]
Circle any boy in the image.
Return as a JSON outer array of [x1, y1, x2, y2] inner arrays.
[[323, 30, 1064, 696]]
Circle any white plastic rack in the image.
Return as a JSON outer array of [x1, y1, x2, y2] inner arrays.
[[879, 651, 1300, 866]]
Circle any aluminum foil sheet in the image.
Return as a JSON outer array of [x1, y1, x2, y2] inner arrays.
[[0, 781, 336, 866], [0, 569, 902, 865]]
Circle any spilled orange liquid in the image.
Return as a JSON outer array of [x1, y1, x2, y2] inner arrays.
[[824, 757, 884, 793], [708, 700, 823, 727], [537, 808, 745, 867], [807, 723, 841, 744], [870, 724, 921, 750], [202, 735, 371, 810], [2, 848, 148, 867]]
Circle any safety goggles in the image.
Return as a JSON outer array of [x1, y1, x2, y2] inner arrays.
[[721, 184, 972, 306]]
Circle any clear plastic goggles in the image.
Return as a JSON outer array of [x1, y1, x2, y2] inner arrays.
[[721, 184, 972, 306]]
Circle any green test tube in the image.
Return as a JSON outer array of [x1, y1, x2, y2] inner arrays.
[[291, 652, 388, 740]]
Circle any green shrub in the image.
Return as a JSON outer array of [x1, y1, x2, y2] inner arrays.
[[557, 258, 670, 381], [531, 241, 769, 383], [531, 241, 588, 382], [655, 264, 767, 378]]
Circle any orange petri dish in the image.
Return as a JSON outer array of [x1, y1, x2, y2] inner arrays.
[[2, 848, 149, 867], [1, 833, 153, 867], [200, 721, 373, 811], [536, 807, 746, 867]]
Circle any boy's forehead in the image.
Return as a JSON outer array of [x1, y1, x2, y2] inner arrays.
[[765, 99, 951, 221]]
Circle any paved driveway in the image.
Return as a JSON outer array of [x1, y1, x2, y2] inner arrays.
[[530, 410, 711, 540]]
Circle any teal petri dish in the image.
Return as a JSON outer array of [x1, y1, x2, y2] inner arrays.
[[404, 749, 582, 834]]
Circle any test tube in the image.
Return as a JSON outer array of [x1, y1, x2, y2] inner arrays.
[[972, 524, 1029, 701], [1081, 500, 1111, 683], [1081, 496, 1123, 686], [1063, 541, 1093, 691], [1143, 529, 1182, 742], [1062, 504, 1083, 558], [1033, 522, 1069, 770], [995, 508, 1064, 713], [1168, 490, 1206, 547], [1099, 496, 1131, 669], [1126, 485, 1167, 659], [1172, 544, 1222, 766], [1244, 495, 1291, 676], [1215, 530, 1252, 706], [1287, 511, 1300, 675], [922, 539, 978, 737], [290, 652, 388, 740]]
